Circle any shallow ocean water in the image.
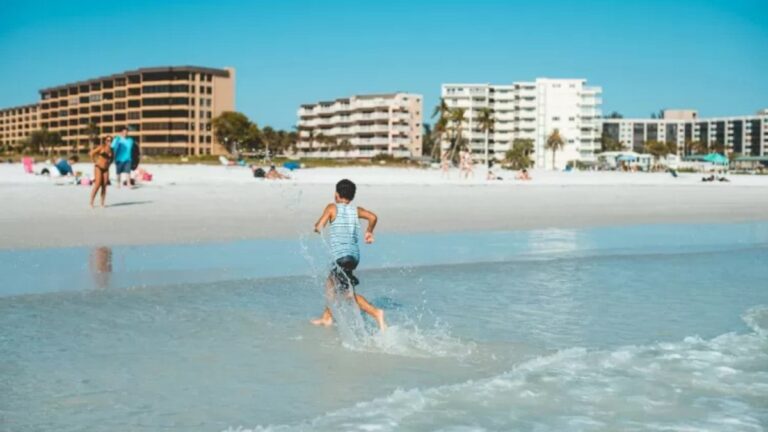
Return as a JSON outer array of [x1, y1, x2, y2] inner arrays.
[[1, 223, 768, 431]]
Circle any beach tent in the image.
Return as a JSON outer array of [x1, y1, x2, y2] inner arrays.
[[702, 153, 728, 165], [617, 154, 637, 162]]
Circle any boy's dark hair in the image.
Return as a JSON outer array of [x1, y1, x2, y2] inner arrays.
[[336, 179, 356, 201]]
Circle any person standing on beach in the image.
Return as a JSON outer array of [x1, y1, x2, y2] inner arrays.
[[89, 135, 113, 208], [440, 150, 451, 178], [111, 127, 134, 188], [311, 179, 386, 330]]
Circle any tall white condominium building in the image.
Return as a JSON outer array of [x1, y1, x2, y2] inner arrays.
[[602, 109, 768, 156], [441, 78, 602, 169], [297, 93, 423, 158]]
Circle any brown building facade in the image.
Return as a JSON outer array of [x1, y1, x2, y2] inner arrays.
[[0, 104, 40, 151], [1, 66, 235, 156]]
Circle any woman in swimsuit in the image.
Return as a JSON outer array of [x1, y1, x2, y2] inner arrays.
[[89, 135, 113, 208]]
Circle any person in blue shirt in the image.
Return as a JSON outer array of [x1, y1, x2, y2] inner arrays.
[[111, 127, 134, 188], [41, 155, 77, 176], [54, 157, 75, 176]]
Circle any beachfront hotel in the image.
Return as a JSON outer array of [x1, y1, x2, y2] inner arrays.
[[296, 93, 423, 158], [0, 104, 40, 151], [441, 78, 603, 169], [0, 66, 235, 156], [602, 109, 768, 157]]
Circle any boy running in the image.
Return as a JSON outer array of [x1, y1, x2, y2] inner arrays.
[[311, 179, 387, 330]]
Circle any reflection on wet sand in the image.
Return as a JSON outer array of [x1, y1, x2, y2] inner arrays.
[[89, 246, 112, 289]]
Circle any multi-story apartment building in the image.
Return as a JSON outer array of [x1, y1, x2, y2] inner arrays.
[[0, 66, 235, 156], [0, 104, 39, 151], [297, 93, 423, 158], [602, 109, 768, 156], [441, 78, 602, 169]]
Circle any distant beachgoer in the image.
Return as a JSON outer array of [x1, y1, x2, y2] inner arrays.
[[251, 165, 266, 178], [486, 170, 503, 181], [265, 165, 290, 180], [42, 156, 78, 176], [440, 150, 451, 178], [111, 127, 134, 188], [89, 135, 113, 208], [515, 168, 532, 181], [461, 149, 474, 179], [22, 156, 34, 173], [311, 179, 386, 330]]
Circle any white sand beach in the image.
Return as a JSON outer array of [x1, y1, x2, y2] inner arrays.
[[1, 163, 767, 249]]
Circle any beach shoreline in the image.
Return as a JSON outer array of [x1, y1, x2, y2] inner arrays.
[[1, 164, 767, 249]]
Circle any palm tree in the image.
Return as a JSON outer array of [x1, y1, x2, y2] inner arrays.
[[431, 116, 449, 160], [545, 129, 565, 170], [476, 107, 494, 169], [448, 108, 466, 161], [85, 122, 100, 153], [432, 98, 449, 121], [431, 98, 450, 160]]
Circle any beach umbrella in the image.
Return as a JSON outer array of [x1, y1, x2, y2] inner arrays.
[[703, 153, 728, 165], [617, 154, 637, 162]]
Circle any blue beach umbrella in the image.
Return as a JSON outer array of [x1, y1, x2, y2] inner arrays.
[[703, 153, 728, 165], [617, 154, 637, 162]]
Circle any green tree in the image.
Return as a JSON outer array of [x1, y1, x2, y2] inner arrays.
[[505, 138, 534, 169], [643, 140, 673, 163], [606, 111, 623, 119], [476, 107, 495, 169], [337, 138, 354, 155], [448, 107, 466, 162], [431, 116, 448, 161], [23, 128, 63, 155], [665, 141, 678, 156], [85, 122, 100, 151], [431, 98, 450, 160], [600, 131, 624, 152], [711, 140, 725, 154], [212, 111, 260, 154], [421, 123, 435, 157], [261, 126, 278, 158], [690, 140, 708, 155], [545, 129, 565, 169]]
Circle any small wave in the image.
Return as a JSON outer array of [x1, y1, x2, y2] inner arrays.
[[232, 306, 768, 431], [329, 298, 474, 359]]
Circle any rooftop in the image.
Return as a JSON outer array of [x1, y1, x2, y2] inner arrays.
[[39, 66, 232, 94]]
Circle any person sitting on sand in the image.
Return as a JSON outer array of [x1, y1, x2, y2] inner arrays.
[[311, 179, 386, 331], [515, 168, 532, 181], [486, 170, 503, 181], [41, 156, 78, 176], [265, 165, 290, 180]]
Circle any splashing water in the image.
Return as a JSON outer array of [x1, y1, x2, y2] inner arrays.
[[230, 306, 768, 432]]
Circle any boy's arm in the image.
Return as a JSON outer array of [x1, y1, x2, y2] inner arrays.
[[314, 204, 335, 233], [357, 207, 378, 244]]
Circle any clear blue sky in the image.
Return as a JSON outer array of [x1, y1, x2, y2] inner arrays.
[[1, 0, 766, 129]]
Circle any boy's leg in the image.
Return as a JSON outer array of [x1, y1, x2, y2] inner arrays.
[[354, 293, 387, 330], [311, 276, 336, 326]]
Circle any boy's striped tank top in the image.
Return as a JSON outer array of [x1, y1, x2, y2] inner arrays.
[[330, 203, 360, 261]]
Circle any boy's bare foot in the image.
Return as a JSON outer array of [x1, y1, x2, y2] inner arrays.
[[311, 316, 333, 326], [374, 309, 387, 331]]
